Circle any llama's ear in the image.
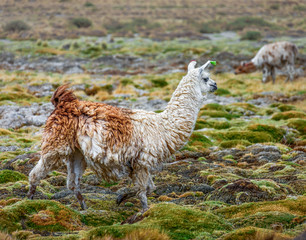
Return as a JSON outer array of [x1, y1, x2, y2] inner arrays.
[[188, 61, 197, 72], [200, 60, 216, 70]]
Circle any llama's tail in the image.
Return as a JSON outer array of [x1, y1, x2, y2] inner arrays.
[[51, 84, 77, 107]]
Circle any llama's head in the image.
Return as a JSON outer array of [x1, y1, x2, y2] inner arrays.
[[188, 60, 217, 94], [235, 61, 256, 74]]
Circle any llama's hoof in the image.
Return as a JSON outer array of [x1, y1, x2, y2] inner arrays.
[[27, 185, 37, 199], [116, 194, 125, 206], [27, 193, 34, 200], [80, 202, 88, 210]]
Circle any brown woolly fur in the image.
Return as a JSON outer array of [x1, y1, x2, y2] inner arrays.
[[44, 84, 133, 155]]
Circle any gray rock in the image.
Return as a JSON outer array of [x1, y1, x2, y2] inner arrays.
[[0, 103, 53, 129], [27, 83, 54, 97], [0, 145, 19, 152]]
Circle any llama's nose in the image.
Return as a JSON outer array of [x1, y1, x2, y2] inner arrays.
[[210, 82, 217, 92]]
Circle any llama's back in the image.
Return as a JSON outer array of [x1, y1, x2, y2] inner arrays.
[[252, 41, 298, 68]]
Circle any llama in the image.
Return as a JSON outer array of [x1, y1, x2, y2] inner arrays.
[[235, 41, 298, 84], [27, 60, 217, 212]]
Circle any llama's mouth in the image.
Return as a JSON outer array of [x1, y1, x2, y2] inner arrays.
[[209, 84, 218, 92]]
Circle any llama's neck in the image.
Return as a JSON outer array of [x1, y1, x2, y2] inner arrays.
[[160, 74, 205, 152]]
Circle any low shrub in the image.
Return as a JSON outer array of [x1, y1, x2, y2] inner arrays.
[[226, 17, 272, 31], [70, 17, 92, 28], [3, 20, 30, 32], [240, 31, 262, 41]]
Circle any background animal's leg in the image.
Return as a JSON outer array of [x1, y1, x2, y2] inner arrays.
[[271, 66, 276, 84], [66, 149, 87, 210], [285, 64, 294, 82], [28, 154, 58, 199], [262, 65, 269, 83]]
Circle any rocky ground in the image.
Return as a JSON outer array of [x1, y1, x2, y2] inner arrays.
[[0, 36, 305, 240]]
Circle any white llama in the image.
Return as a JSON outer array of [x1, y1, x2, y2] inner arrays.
[[235, 41, 298, 83], [28, 60, 217, 212]]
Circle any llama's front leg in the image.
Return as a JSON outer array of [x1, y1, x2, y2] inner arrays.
[[271, 66, 276, 84], [28, 155, 58, 199], [262, 65, 270, 83], [66, 149, 87, 210]]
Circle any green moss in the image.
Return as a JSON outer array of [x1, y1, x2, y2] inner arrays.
[[247, 124, 285, 141], [120, 78, 133, 86], [199, 201, 230, 211], [0, 92, 39, 103], [183, 132, 213, 151], [215, 88, 231, 96], [278, 104, 296, 112], [200, 110, 239, 120], [230, 211, 297, 229], [209, 131, 273, 143], [149, 77, 168, 88], [222, 227, 291, 240], [86, 203, 233, 240], [0, 170, 27, 184], [83, 209, 125, 227], [0, 200, 83, 233], [195, 119, 230, 130], [229, 103, 258, 112], [240, 31, 262, 41], [287, 119, 306, 135], [219, 140, 251, 148], [201, 103, 225, 111], [215, 196, 306, 219], [272, 111, 306, 120], [226, 16, 274, 31]]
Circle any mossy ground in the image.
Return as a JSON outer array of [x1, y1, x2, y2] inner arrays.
[[0, 34, 305, 239]]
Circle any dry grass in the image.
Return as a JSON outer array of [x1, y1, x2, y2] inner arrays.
[[0, 0, 304, 39], [217, 72, 306, 97], [85, 229, 170, 240]]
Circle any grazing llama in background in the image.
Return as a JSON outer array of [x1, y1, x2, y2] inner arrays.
[[235, 41, 298, 84], [28, 60, 217, 212]]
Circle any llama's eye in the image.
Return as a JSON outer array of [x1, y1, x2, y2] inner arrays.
[[203, 77, 209, 82]]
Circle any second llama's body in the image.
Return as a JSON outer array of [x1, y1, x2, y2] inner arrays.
[[235, 41, 298, 83], [28, 61, 217, 211]]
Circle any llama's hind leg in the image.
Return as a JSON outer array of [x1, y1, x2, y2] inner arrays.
[[28, 154, 59, 199], [285, 64, 295, 82], [134, 168, 150, 212], [117, 168, 151, 212], [66, 149, 87, 210], [146, 174, 156, 194]]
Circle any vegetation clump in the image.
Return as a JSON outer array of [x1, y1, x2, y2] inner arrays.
[[219, 140, 251, 148], [287, 119, 306, 135], [226, 16, 273, 31], [0, 170, 27, 184], [247, 124, 285, 142], [86, 203, 233, 240], [70, 17, 92, 28], [0, 200, 83, 233], [209, 130, 273, 143], [272, 111, 306, 120], [240, 31, 262, 41], [3, 20, 30, 32]]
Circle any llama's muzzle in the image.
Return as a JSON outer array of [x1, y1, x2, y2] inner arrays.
[[209, 83, 218, 92]]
